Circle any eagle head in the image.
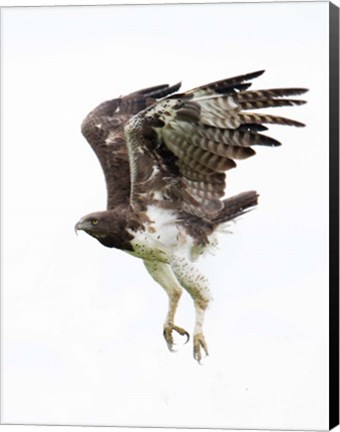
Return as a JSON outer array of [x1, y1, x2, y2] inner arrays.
[[75, 211, 107, 233], [75, 210, 134, 250]]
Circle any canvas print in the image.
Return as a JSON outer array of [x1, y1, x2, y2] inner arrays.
[[1, 1, 338, 430], [75, 71, 308, 363]]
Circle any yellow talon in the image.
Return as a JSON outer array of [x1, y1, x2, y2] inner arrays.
[[163, 324, 190, 351], [193, 333, 209, 363]]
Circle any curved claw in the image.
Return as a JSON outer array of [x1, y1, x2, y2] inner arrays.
[[163, 324, 190, 352], [173, 325, 190, 344], [193, 333, 209, 364]]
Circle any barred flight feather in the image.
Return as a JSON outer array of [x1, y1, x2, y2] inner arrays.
[[238, 112, 305, 127], [183, 143, 237, 172], [184, 185, 224, 200], [236, 88, 308, 101], [165, 141, 219, 175], [189, 136, 256, 159], [184, 182, 225, 199], [239, 99, 306, 110], [188, 70, 265, 97], [201, 114, 241, 130], [177, 163, 226, 184], [162, 128, 236, 172], [194, 127, 281, 148]]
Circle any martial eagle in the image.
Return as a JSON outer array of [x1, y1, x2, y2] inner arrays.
[[75, 70, 307, 362]]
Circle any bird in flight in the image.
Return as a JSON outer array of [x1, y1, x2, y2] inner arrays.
[[75, 70, 307, 363]]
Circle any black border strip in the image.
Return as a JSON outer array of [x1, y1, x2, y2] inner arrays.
[[329, 2, 339, 430]]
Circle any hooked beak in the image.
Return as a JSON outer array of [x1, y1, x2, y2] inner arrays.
[[74, 221, 83, 235], [75, 219, 95, 235]]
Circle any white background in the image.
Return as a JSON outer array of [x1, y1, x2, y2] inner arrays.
[[0, 0, 333, 431]]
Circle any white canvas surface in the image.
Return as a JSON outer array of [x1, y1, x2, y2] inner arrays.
[[1, 1, 330, 430]]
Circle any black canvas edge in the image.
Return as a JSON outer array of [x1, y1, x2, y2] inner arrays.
[[329, 2, 339, 430]]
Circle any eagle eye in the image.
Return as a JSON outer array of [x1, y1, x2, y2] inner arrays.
[[91, 218, 99, 225]]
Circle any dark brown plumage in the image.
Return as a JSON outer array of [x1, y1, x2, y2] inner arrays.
[[75, 70, 307, 362]]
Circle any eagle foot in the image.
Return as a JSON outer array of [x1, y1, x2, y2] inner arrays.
[[193, 333, 209, 364], [163, 324, 190, 351]]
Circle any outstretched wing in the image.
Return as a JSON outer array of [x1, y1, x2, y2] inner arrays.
[[124, 70, 308, 219], [81, 82, 181, 209]]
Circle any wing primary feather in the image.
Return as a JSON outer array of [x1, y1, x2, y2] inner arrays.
[[133, 83, 176, 96], [237, 88, 308, 101], [187, 70, 265, 97], [239, 99, 306, 110], [143, 82, 182, 99], [178, 163, 226, 184], [238, 112, 306, 127], [192, 125, 282, 147]]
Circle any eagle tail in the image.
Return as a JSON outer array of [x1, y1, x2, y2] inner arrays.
[[212, 191, 259, 225]]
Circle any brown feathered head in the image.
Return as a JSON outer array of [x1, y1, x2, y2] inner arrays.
[[75, 210, 134, 250]]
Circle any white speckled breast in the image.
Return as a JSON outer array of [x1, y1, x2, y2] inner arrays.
[[127, 204, 219, 263], [127, 205, 181, 263]]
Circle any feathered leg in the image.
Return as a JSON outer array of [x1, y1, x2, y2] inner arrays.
[[169, 254, 212, 363], [143, 260, 189, 351]]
